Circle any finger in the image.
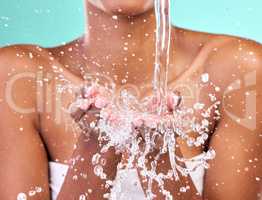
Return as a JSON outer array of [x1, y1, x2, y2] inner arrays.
[[146, 96, 160, 113], [81, 85, 99, 98], [70, 87, 108, 122], [69, 98, 92, 122]]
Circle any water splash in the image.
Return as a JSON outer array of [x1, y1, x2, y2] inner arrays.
[[67, 0, 218, 199], [69, 80, 218, 199]]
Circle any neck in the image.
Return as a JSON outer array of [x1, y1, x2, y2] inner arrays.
[[54, 3, 188, 86], [84, 3, 156, 48], [79, 3, 159, 84]]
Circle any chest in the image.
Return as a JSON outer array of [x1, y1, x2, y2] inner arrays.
[[38, 62, 221, 162]]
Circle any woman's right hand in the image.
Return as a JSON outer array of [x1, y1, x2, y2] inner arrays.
[[57, 85, 122, 200]]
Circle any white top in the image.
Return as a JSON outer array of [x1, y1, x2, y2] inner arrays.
[[49, 159, 204, 200], [49, 162, 68, 200]]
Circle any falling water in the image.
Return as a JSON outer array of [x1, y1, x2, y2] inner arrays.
[[153, 0, 171, 115]]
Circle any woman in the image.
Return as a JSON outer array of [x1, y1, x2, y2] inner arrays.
[[0, 0, 261, 199]]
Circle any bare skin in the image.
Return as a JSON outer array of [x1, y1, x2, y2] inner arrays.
[[0, 1, 262, 199]]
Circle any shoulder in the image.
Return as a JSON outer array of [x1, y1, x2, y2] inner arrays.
[[0, 44, 56, 95], [0, 44, 50, 59], [0, 44, 71, 85], [204, 34, 262, 78], [180, 29, 262, 129], [206, 35, 262, 92], [0, 45, 56, 120], [0, 44, 55, 73], [173, 27, 262, 79], [203, 35, 262, 129]]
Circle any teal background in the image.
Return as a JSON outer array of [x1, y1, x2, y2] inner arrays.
[[0, 0, 262, 47]]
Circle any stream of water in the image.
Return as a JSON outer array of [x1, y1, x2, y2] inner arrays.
[[153, 0, 171, 115]]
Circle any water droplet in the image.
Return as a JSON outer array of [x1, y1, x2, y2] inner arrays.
[[103, 193, 110, 198], [201, 73, 209, 83], [94, 165, 103, 176], [193, 102, 205, 110], [112, 15, 118, 20], [17, 193, 27, 200], [92, 153, 101, 165], [215, 87, 220, 92], [79, 194, 86, 200], [29, 52, 33, 59], [28, 190, 36, 196], [35, 187, 42, 193], [179, 187, 187, 193], [121, 79, 127, 84], [90, 121, 96, 129]]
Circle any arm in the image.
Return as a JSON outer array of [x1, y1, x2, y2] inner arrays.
[[203, 38, 262, 200], [57, 131, 121, 200], [0, 46, 50, 199], [203, 115, 262, 199], [138, 38, 262, 200], [137, 149, 203, 200], [57, 94, 122, 199]]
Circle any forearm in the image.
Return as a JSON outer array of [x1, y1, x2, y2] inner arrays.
[[57, 133, 121, 200], [157, 152, 202, 199], [137, 149, 202, 200]]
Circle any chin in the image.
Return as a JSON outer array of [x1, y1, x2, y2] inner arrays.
[[91, 0, 154, 16]]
